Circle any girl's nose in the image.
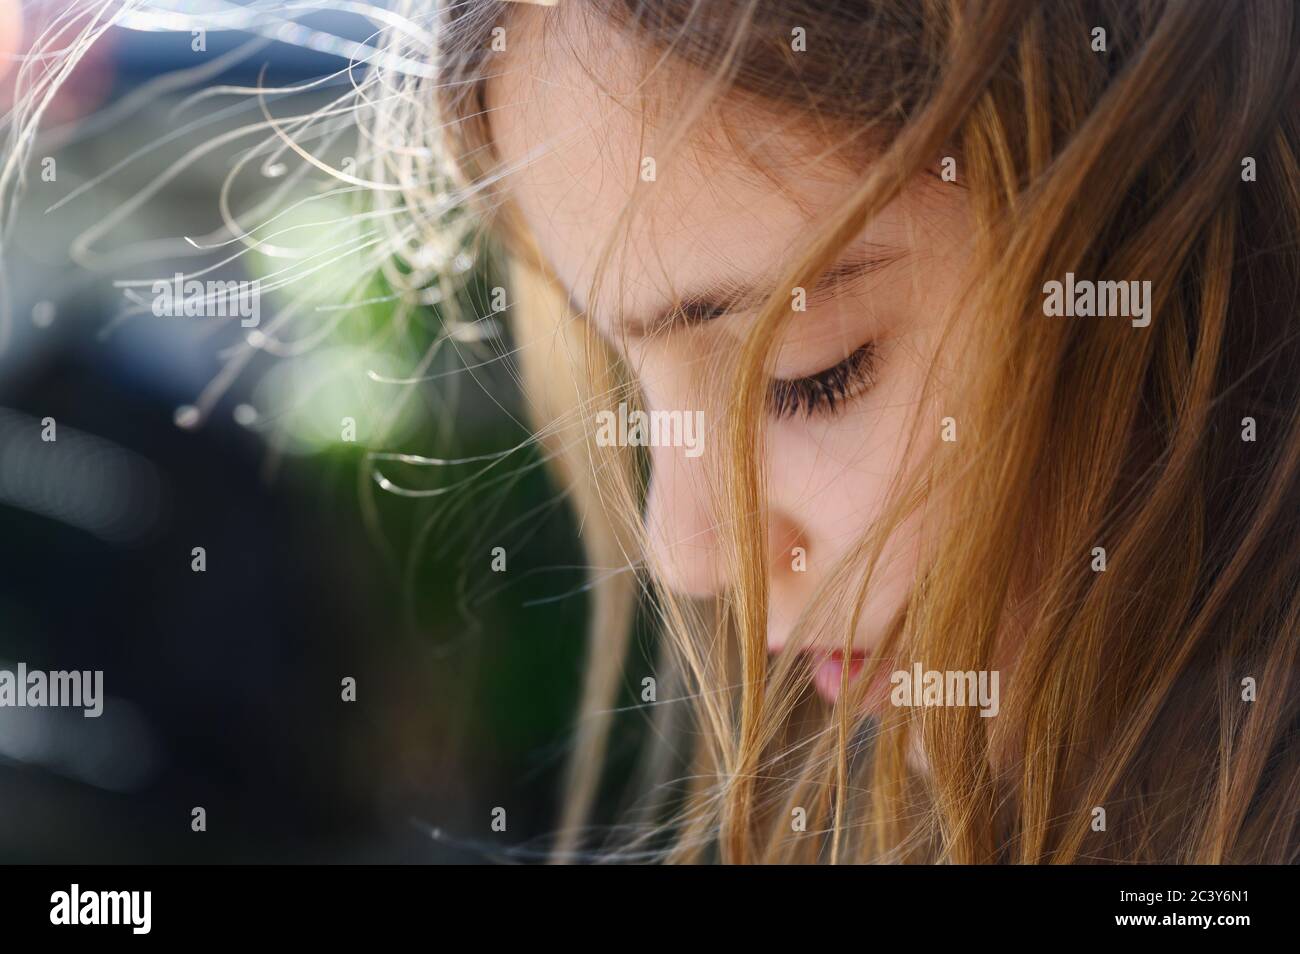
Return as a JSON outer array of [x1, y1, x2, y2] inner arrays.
[[642, 444, 813, 606], [641, 441, 729, 598]]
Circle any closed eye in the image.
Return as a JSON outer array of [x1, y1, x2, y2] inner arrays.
[[768, 342, 879, 419]]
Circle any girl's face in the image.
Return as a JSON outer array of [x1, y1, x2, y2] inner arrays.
[[489, 10, 973, 700]]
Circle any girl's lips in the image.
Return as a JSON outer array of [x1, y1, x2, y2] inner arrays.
[[766, 644, 891, 705], [813, 651, 866, 703]]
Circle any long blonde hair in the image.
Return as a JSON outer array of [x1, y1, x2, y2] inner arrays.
[[433, 0, 1300, 864]]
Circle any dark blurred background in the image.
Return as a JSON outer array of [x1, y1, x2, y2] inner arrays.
[[0, 4, 598, 862]]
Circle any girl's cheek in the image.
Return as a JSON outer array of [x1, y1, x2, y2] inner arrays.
[[765, 391, 922, 559]]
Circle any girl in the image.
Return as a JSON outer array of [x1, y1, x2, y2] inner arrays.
[[6, 0, 1299, 863]]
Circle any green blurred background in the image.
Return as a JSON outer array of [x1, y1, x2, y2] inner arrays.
[[0, 6, 621, 863]]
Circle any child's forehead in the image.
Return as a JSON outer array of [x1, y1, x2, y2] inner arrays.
[[484, 7, 879, 318], [485, 2, 856, 174]]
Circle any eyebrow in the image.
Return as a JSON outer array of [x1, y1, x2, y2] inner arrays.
[[566, 244, 908, 339]]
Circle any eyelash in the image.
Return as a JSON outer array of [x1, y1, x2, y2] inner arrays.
[[768, 343, 879, 419]]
